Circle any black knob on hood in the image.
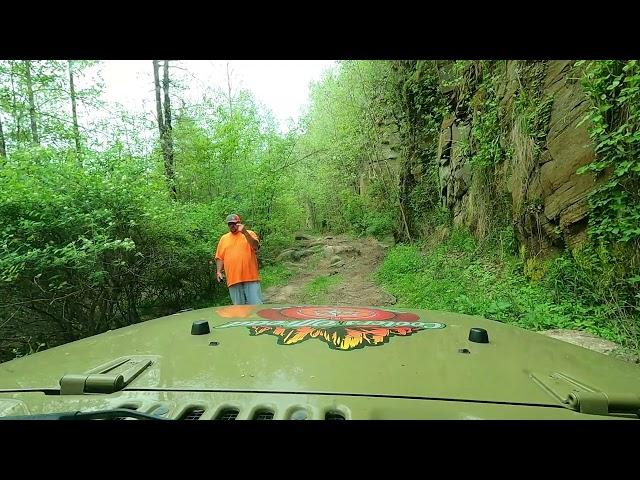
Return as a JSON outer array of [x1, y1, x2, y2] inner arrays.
[[191, 320, 210, 335], [469, 327, 489, 343]]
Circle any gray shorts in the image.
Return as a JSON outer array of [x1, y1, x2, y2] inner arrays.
[[228, 281, 263, 305]]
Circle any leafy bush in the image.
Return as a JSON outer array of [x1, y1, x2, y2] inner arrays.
[[375, 229, 627, 345], [579, 60, 640, 245], [0, 152, 229, 360]]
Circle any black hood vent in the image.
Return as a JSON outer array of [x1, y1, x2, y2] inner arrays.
[[216, 408, 239, 420], [182, 407, 205, 420]]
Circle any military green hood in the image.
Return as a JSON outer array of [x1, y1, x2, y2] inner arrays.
[[1, 305, 638, 416]]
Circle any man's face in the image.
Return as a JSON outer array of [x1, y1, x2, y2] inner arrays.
[[228, 222, 239, 233]]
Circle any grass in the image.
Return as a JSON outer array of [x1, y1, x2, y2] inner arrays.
[[260, 263, 295, 290], [302, 274, 343, 303], [375, 228, 626, 345]]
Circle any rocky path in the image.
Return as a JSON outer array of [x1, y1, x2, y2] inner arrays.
[[263, 233, 637, 363], [263, 233, 395, 306]]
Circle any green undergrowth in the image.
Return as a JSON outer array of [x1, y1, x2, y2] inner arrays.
[[375, 229, 626, 345], [260, 264, 295, 291], [302, 274, 343, 303]]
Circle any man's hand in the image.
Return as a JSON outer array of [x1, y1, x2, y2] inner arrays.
[[239, 225, 259, 251], [215, 258, 225, 282]]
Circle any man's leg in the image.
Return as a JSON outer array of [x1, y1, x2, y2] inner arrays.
[[228, 284, 247, 305], [243, 281, 263, 305]]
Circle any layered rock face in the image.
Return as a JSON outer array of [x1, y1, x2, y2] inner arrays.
[[437, 61, 597, 254]]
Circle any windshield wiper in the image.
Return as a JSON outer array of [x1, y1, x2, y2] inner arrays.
[[0, 408, 167, 420]]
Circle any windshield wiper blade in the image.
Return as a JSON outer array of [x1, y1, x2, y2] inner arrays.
[[1, 408, 167, 420]]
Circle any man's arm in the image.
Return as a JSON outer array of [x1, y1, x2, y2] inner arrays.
[[215, 259, 224, 282], [238, 224, 260, 251]]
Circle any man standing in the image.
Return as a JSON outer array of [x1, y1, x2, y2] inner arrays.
[[214, 214, 263, 305]]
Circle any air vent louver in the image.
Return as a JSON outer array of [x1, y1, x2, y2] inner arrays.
[[216, 408, 239, 420], [325, 411, 345, 420], [253, 410, 274, 420], [182, 408, 205, 420]]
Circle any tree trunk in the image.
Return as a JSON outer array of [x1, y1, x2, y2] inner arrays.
[[152, 60, 165, 136], [225, 62, 234, 187], [153, 60, 176, 199], [68, 60, 81, 159], [162, 60, 176, 199], [0, 114, 6, 159], [23, 60, 39, 146], [226, 61, 233, 116], [9, 62, 21, 143], [305, 198, 317, 230]]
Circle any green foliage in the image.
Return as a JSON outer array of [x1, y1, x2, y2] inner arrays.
[[495, 225, 519, 258], [447, 227, 478, 253], [512, 62, 553, 144], [0, 62, 314, 360], [578, 60, 640, 245], [260, 264, 294, 291], [392, 61, 449, 238], [0, 152, 231, 358], [406, 173, 442, 232], [0, 60, 104, 155], [563, 60, 640, 349], [173, 92, 306, 243], [339, 185, 395, 239], [3, 59, 639, 361], [296, 60, 448, 241], [376, 230, 626, 344], [398, 60, 449, 146], [295, 61, 396, 235], [517, 93, 553, 143], [302, 274, 342, 303], [544, 243, 639, 348], [470, 76, 504, 168]]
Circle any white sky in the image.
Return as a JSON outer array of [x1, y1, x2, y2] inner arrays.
[[97, 60, 337, 132]]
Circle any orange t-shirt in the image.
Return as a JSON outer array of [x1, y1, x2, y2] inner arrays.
[[215, 230, 260, 287]]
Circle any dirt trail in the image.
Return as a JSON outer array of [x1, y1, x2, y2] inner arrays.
[[263, 233, 396, 306], [263, 233, 637, 363]]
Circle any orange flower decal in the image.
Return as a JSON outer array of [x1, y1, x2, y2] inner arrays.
[[214, 307, 445, 351], [250, 324, 419, 350]]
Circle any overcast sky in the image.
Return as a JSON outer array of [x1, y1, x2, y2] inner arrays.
[[98, 60, 337, 132]]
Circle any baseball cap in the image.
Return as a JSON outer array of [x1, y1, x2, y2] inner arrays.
[[226, 214, 241, 224]]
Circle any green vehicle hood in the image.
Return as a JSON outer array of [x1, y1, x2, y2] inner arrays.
[[0, 305, 638, 411]]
